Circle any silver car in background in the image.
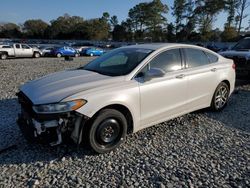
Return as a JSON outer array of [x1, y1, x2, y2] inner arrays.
[[17, 43, 235, 153]]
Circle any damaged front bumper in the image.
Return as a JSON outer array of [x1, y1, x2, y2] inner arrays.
[[16, 92, 89, 146]]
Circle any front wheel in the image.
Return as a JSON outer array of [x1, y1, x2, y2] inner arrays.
[[90, 53, 94, 57], [210, 82, 230, 111], [87, 109, 127, 153], [34, 52, 40, 58]]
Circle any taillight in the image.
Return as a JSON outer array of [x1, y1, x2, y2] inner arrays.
[[232, 63, 236, 70]]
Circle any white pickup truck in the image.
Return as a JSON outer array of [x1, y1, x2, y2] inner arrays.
[[0, 43, 42, 60]]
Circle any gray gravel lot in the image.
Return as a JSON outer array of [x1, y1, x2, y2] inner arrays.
[[0, 57, 249, 187]]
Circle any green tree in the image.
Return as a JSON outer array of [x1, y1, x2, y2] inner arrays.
[[172, 0, 196, 41], [236, 0, 250, 34], [225, 0, 239, 27], [110, 15, 118, 28], [194, 0, 226, 41], [166, 23, 176, 42], [78, 18, 109, 40], [49, 14, 84, 39], [0, 23, 22, 38], [221, 26, 238, 41], [172, 0, 186, 34], [128, 0, 168, 41], [23, 19, 49, 38], [101, 12, 110, 22]]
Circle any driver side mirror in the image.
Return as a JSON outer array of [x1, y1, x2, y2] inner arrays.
[[145, 68, 165, 79]]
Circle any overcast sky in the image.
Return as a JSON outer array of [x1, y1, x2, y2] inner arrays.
[[0, 0, 249, 30]]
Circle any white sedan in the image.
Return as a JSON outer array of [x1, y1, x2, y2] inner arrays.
[[17, 43, 235, 153]]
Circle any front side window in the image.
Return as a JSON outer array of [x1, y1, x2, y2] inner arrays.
[[184, 48, 210, 68], [83, 48, 153, 76], [21, 45, 30, 49], [150, 49, 182, 72]]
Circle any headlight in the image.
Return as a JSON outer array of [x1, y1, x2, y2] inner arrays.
[[33, 99, 87, 114]]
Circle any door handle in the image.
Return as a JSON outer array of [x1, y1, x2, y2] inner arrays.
[[211, 68, 217, 72], [176, 74, 185, 79]]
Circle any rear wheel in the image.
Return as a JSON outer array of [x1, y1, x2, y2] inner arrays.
[[56, 53, 62, 58], [90, 53, 94, 57], [210, 82, 229, 111], [0, 53, 8, 60], [87, 109, 127, 153]]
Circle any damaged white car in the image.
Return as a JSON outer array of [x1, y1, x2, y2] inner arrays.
[[17, 44, 235, 153]]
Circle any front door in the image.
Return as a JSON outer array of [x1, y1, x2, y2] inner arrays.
[[138, 48, 188, 128], [21, 44, 33, 57]]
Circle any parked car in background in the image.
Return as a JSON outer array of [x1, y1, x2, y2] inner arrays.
[[17, 43, 235, 153], [0, 43, 42, 60], [80, 47, 105, 56], [220, 37, 250, 79], [39, 46, 54, 57], [74, 46, 90, 53], [206, 44, 221, 52], [51, 46, 79, 58]]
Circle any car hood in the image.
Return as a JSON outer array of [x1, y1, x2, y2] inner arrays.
[[20, 69, 123, 105], [220, 50, 250, 58]]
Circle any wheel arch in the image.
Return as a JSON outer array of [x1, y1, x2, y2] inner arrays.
[[221, 80, 230, 90], [0, 51, 8, 56], [89, 104, 134, 134]]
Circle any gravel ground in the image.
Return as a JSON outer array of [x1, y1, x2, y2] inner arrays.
[[0, 57, 249, 188]]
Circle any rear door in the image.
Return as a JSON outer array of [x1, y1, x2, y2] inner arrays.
[[14, 44, 23, 57], [138, 48, 188, 128], [182, 48, 220, 110]]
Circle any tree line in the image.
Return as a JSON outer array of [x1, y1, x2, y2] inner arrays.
[[0, 0, 249, 42]]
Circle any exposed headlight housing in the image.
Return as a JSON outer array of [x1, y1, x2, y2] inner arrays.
[[33, 99, 87, 114]]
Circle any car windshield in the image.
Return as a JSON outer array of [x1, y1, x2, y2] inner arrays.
[[232, 38, 250, 50], [82, 48, 153, 76]]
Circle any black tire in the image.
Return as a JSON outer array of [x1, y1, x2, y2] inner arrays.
[[56, 53, 62, 58], [90, 53, 94, 57], [210, 82, 230, 111], [34, 52, 40, 58], [87, 109, 127, 153], [0, 53, 8, 60]]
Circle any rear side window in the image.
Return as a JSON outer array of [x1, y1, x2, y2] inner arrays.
[[205, 52, 218, 63], [15, 44, 21, 49], [184, 48, 210, 68], [150, 49, 182, 72], [2, 45, 12, 48]]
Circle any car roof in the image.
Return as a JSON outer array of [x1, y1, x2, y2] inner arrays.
[[121, 43, 203, 51]]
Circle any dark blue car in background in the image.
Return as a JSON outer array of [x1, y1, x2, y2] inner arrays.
[[52, 46, 79, 57], [80, 47, 105, 56]]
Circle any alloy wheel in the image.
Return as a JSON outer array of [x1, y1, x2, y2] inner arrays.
[[214, 85, 228, 109]]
